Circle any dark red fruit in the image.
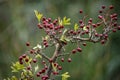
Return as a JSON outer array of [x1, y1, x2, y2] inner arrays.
[[26, 42, 30, 46], [98, 15, 103, 19], [118, 26, 120, 30], [30, 49, 34, 54], [19, 56, 23, 61], [101, 40, 105, 44], [61, 58, 64, 62], [83, 43, 87, 46], [72, 49, 77, 54], [22, 54, 26, 58], [68, 58, 72, 62], [37, 23, 43, 29], [102, 5, 105, 9], [49, 59, 53, 63], [27, 66, 31, 70], [58, 66, 62, 70], [19, 61, 23, 64], [112, 29, 117, 32], [25, 58, 29, 62], [79, 9, 83, 13], [53, 71, 59, 75], [36, 73, 40, 77], [77, 47, 82, 52], [33, 59, 37, 63], [99, 10, 102, 13], [109, 5, 114, 9]]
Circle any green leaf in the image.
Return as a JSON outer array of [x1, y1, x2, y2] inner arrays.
[[34, 10, 43, 22], [35, 65, 39, 72], [11, 62, 25, 72], [60, 29, 70, 42], [74, 23, 79, 31], [11, 76, 18, 80], [83, 26, 87, 30], [62, 72, 70, 80], [59, 17, 71, 26], [52, 63, 57, 72], [33, 44, 42, 49], [35, 54, 42, 59]]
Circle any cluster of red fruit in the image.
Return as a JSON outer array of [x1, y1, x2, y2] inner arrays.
[[17, 5, 120, 80]]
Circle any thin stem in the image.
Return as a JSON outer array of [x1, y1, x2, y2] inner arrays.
[[46, 43, 63, 78]]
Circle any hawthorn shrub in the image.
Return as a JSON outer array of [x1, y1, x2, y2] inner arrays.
[[4, 5, 120, 80]]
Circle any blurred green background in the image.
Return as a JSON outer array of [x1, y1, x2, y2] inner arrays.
[[0, 0, 120, 80]]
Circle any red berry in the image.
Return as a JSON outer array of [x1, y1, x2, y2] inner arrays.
[[58, 66, 62, 70], [42, 17, 46, 21], [25, 58, 29, 62], [61, 58, 64, 62], [99, 34, 103, 37], [83, 43, 87, 46], [117, 26, 120, 30], [27, 66, 31, 70], [42, 60, 46, 64], [44, 65, 48, 70], [19, 61, 23, 64], [19, 56, 23, 61], [41, 69, 46, 73], [101, 40, 105, 44], [22, 54, 26, 58], [36, 73, 40, 77], [97, 23, 101, 26], [45, 44, 48, 47], [49, 59, 53, 63], [26, 42, 30, 46], [72, 49, 77, 54], [77, 47, 82, 52], [37, 23, 43, 29], [43, 42, 47, 45], [102, 5, 105, 9], [48, 18, 51, 22], [79, 20, 83, 24], [98, 15, 103, 19], [112, 29, 117, 32], [95, 33, 99, 37], [33, 59, 37, 63], [109, 5, 114, 9], [85, 30, 89, 34], [68, 58, 72, 62], [53, 71, 58, 75], [30, 49, 34, 54], [92, 24, 97, 28], [99, 10, 102, 13], [79, 9, 83, 13]]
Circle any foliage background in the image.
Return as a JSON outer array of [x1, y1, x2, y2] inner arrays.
[[0, 0, 120, 80]]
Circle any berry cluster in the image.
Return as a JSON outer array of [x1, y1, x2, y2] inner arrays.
[[7, 5, 120, 80]]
